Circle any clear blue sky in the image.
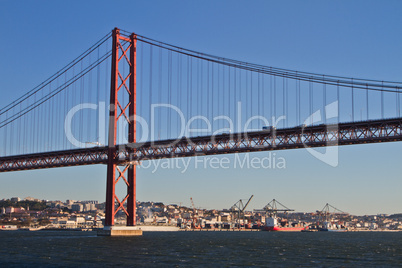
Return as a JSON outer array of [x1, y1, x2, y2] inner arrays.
[[1, 1, 402, 215]]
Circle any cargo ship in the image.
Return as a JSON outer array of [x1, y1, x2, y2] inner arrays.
[[263, 215, 308, 231], [255, 199, 308, 232], [318, 221, 347, 232]]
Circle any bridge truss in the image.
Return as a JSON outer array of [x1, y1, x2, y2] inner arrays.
[[1, 117, 401, 172]]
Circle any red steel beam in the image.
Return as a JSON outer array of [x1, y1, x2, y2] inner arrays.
[[105, 28, 119, 227], [126, 32, 137, 226]]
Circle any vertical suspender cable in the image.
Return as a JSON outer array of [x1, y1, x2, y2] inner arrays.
[[80, 60, 84, 144], [296, 76, 299, 126], [139, 42, 144, 140], [49, 82, 52, 151], [239, 69, 242, 131], [200, 59, 203, 134], [262, 73, 264, 120], [337, 81, 340, 123], [234, 68, 237, 131], [398, 86, 400, 117], [270, 73, 273, 123], [381, 81, 384, 118], [105, 44, 109, 145], [323, 75, 326, 124], [229, 66, 231, 130], [207, 61, 210, 133], [250, 71, 252, 129], [309, 78, 312, 125], [395, 83, 398, 117], [366, 84, 369, 120], [274, 75, 276, 124], [38, 81, 42, 151], [168, 50, 172, 138], [187, 56, 190, 135], [222, 64, 225, 131], [197, 59, 203, 135], [211, 63, 214, 133], [218, 64, 221, 131], [21, 103, 25, 154], [311, 79, 314, 125], [88, 53, 92, 144], [351, 78, 354, 122], [149, 46, 153, 139], [283, 76, 285, 128], [258, 72, 260, 128], [64, 72, 68, 149], [195, 58, 199, 134], [4, 112, 7, 155], [246, 70, 248, 130], [158, 47, 162, 140], [297, 80, 301, 125], [223, 65, 226, 130], [284, 76, 288, 127], [190, 57, 192, 135], [98, 45, 102, 144], [177, 52, 181, 137]]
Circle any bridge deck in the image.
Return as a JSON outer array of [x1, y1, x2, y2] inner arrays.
[[1, 118, 401, 172]]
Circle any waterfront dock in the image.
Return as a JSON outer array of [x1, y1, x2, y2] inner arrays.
[[180, 228, 260, 232]]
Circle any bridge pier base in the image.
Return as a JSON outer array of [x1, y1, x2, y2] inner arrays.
[[97, 226, 143, 236]]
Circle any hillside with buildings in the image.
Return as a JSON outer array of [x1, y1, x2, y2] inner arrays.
[[1, 197, 402, 231]]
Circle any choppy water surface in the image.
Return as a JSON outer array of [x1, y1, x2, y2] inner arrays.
[[0, 231, 401, 267]]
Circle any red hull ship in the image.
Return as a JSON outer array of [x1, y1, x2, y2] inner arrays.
[[264, 225, 308, 232], [256, 199, 308, 232]]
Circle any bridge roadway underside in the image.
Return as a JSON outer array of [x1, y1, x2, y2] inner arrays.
[[1, 118, 402, 172]]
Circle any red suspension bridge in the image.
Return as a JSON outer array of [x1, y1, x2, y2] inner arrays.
[[1, 28, 402, 229]]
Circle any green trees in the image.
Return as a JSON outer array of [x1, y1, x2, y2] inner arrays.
[[0, 200, 48, 211]]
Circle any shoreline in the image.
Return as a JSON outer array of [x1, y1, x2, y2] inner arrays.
[[1, 226, 401, 233]]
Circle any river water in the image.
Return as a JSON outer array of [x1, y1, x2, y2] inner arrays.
[[0, 231, 401, 267]]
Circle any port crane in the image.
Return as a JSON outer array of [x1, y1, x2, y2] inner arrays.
[[254, 199, 294, 216], [230, 195, 254, 228], [190, 197, 201, 229], [252, 199, 298, 229], [318, 203, 348, 223]]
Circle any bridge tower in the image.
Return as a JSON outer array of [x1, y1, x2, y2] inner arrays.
[[105, 28, 137, 227]]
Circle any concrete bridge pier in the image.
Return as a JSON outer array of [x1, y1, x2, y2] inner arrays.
[[97, 226, 143, 236]]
